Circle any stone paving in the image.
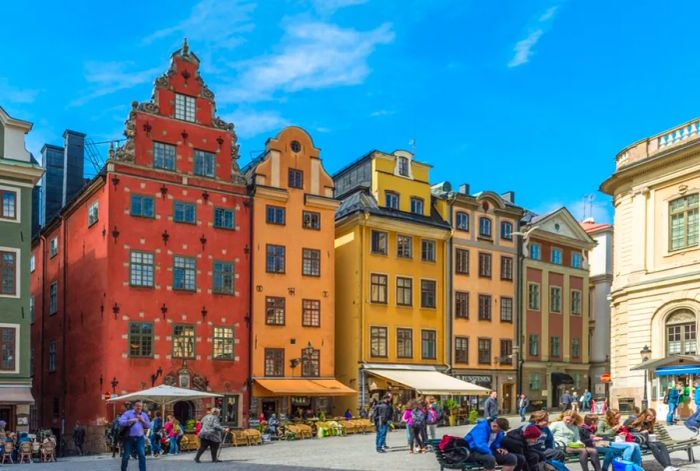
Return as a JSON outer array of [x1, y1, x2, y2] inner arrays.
[[25, 417, 700, 470]]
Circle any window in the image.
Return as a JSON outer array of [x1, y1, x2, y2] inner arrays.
[[551, 248, 562, 264], [48, 340, 56, 372], [500, 297, 513, 322], [213, 261, 234, 294], [288, 168, 304, 189], [214, 207, 234, 229], [455, 337, 469, 363], [456, 211, 469, 231], [88, 201, 99, 226], [49, 281, 57, 314], [572, 337, 581, 359], [0, 190, 16, 220], [219, 394, 240, 426], [528, 283, 540, 310], [500, 256, 513, 280], [421, 239, 436, 262], [0, 251, 16, 295], [193, 149, 215, 177], [666, 310, 697, 355], [529, 372, 541, 390], [529, 334, 539, 356], [501, 221, 513, 240], [529, 243, 541, 260], [410, 197, 424, 215], [421, 330, 437, 359], [478, 295, 492, 320], [571, 290, 582, 315], [500, 339, 513, 364], [128, 322, 153, 357], [266, 245, 285, 273], [174, 93, 196, 122], [29, 296, 35, 323], [479, 217, 492, 238], [397, 235, 412, 258], [265, 297, 285, 325], [370, 274, 388, 303], [266, 205, 285, 225], [173, 256, 196, 290], [571, 252, 582, 268], [371, 231, 388, 255], [302, 299, 321, 327], [455, 248, 469, 274], [396, 277, 413, 306], [550, 336, 560, 357], [302, 248, 321, 276], [131, 194, 155, 218], [397, 328, 413, 358], [670, 194, 699, 251], [174, 201, 196, 224], [302, 211, 320, 230], [550, 287, 562, 313], [213, 327, 234, 360], [50, 237, 58, 258], [301, 349, 320, 377], [30, 255, 35, 273], [153, 142, 176, 170], [370, 327, 388, 357], [478, 252, 492, 278], [455, 291, 469, 319], [397, 156, 409, 176], [173, 324, 195, 358], [0, 327, 16, 371], [264, 348, 284, 376], [421, 280, 436, 308], [478, 338, 491, 364], [130, 251, 154, 287], [385, 191, 399, 209]]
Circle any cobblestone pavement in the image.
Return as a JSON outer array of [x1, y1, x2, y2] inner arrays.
[[29, 418, 700, 470]]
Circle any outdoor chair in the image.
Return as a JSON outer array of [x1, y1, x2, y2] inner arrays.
[[231, 430, 249, 446], [243, 429, 262, 445], [18, 442, 33, 463], [41, 441, 57, 462], [1, 441, 14, 463]]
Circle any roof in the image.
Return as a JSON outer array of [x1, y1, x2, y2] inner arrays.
[[580, 219, 613, 233]]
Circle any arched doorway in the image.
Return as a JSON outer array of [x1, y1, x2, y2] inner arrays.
[[173, 400, 194, 424]]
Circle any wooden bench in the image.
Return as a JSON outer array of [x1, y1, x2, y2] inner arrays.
[[652, 423, 698, 463]]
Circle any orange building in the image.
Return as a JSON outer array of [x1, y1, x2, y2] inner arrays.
[[244, 127, 353, 418]]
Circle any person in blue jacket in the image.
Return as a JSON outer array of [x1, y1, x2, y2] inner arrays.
[[464, 417, 517, 471], [667, 384, 681, 425]]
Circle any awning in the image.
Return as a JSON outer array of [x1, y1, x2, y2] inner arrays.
[[0, 387, 35, 405], [253, 379, 355, 397], [656, 365, 700, 376], [631, 355, 700, 371], [366, 369, 490, 395]]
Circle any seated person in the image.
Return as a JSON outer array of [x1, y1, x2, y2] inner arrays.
[[501, 424, 545, 471], [627, 409, 679, 471], [550, 410, 601, 471], [581, 413, 640, 470], [524, 411, 565, 461], [464, 417, 517, 471]]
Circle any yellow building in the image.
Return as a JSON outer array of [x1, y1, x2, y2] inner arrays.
[[334, 150, 483, 412]]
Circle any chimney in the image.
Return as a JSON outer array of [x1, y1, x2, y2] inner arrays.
[[501, 191, 515, 203], [458, 184, 470, 195]]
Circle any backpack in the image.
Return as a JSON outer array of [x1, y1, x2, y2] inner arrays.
[[412, 408, 426, 426], [545, 458, 571, 471], [612, 458, 644, 471], [438, 435, 470, 465], [427, 408, 439, 425]]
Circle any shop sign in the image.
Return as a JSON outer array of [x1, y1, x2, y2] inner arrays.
[[464, 375, 493, 388], [291, 396, 310, 406]]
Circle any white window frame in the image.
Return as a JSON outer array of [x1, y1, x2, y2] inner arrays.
[[174, 93, 196, 122], [0, 323, 20, 374], [50, 237, 58, 258], [88, 200, 99, 227], [0, 247, 20, 299], [0, 185, 20, 224]]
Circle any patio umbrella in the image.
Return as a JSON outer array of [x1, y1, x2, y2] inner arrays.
[[107, 384, 222, 418]]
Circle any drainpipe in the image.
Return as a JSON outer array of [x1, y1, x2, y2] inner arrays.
[[359, 212, 368, 409], [61, 215, 67, 446], [39, 235, 47, 428], [516, 232, 524, 397], [446, 195, 456, 371], [246, 192, 254, 423]]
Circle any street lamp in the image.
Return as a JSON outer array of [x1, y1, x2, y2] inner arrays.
[[640, 345, 652, 410]]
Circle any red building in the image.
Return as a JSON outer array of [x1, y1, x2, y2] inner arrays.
[[30, 41, 250, 451]]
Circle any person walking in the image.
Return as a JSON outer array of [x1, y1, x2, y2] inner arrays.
[[410, 400, 428, 453], [72, 420, 86, 456], [149, 411, 163, 456], [572, 391, 580, 412], [484, 391, 499, 420], [370, 394, 393, 453], [464, 417, 517, 471], [559, 390, 572, 411], [426, 400, 440, 440], [666, 384, 680, 425], [517, 394, 529, 422], [581, 389, 592, 412], [194, 408, 228, 463], [118, 400, 151, 471], [401, 401, 414, 453]]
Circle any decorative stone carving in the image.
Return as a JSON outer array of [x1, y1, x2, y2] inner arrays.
[[201, 84, 215, 101], [115, 104, 136, 162], [666, 309, 696, 325], [138, 102, 159, 114], [192, 374, 209, 391], [163, 372, 177, 386], [212, 116, 233, 132]]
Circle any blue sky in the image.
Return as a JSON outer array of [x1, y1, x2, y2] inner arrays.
[[4, 0, 700, 223]]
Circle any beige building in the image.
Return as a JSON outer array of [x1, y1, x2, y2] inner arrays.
[[601, 117, 700, 414]]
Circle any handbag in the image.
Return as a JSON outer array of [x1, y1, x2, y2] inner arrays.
[[118, 423, 134, 442]]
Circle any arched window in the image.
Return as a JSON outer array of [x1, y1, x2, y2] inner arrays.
[[666, 309, 697, 356]]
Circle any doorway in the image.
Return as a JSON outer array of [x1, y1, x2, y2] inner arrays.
[[502, 384, 514, 413], [0, 406, 14, 431], [173, 401, 194, 424]]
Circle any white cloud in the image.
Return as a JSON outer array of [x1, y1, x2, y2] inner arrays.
[[0, 78, 41, 104], [218, 20, 394, 103], [508, 5, 559, 68], [224, 109, 288, 138], [313, 0, 368, 15], [370, 109, 396, 117], [70, 61, 162, 107]]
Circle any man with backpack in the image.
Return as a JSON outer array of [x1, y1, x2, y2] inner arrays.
[[426, 399, 442, 440], [410, 400, 428, 453], [370, 394, 393, 453]]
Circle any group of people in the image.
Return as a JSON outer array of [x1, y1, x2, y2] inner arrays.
[[559, 389, 594, 413], [665, 381, 700, 425], [463, 408, 680, 471], [0, 430, 57, 462]]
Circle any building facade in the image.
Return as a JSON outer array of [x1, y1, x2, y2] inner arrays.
[[520, 208, 595, 409], [30, 43, 250, 451], [581, 218, 613, 400], [0, 106, 43, 432], [601, 117, 700, 414], [433, 183, 523, 413], [244, 126, 352, 418]]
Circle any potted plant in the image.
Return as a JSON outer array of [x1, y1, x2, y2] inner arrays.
[[443, 398, 460, 426]]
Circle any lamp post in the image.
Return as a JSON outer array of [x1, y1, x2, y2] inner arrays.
[[640, 345, 651, 410]]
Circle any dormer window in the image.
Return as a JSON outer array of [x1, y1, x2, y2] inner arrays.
[[174, 93, 195, 122], [397, 156, 409, 177]]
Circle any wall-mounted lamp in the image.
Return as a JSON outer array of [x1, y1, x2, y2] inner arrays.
[[111, 377, 119, 393], [150, 366, 163, 387], [112, 302, 120, 319]]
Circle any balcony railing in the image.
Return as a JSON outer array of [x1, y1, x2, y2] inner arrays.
[[615, 117, 700, 169]]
